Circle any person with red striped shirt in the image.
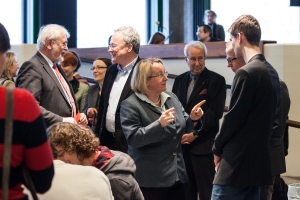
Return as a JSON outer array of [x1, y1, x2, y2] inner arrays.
[[0, 22, 54, 200]]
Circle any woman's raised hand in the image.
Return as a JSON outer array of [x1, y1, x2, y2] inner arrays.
[[159, 107, 175, 127]]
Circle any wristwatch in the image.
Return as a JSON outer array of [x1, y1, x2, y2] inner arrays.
[[192, 130, 198, 138]]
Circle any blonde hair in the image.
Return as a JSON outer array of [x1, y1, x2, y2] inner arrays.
[[2, 52, 16, 77], [131, 58, 164, 94], [47, 122, 99, 161]]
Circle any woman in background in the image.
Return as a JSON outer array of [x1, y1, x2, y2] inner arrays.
[[61, 52, 89, 112], [148, 32, 165, 44], [0, 22, 54, 200], [0, 52, 19, 87], [83, 57, 111, 128]]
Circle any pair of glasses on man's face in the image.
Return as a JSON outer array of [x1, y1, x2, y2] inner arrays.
[[226, 57, 237, 64], [148, 71, 169, 79], [90, 66, 107, 71]]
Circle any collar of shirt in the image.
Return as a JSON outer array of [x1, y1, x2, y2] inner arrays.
[[135, 92, 170, 109], [117, 56, 138, 75], [39, 51, 55, 68]]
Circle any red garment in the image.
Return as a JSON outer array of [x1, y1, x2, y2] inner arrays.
[[92, 146, 114, 169], [0, 87, 54, 199]]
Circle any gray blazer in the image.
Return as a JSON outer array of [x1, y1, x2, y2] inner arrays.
[[16, 51, 78, 127], [120, 91, 197, 187]]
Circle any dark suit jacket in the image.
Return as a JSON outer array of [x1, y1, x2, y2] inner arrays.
[[271, 80, 290, 176], [120, 92, 192, 187], [172, 68, 226, 154], [210, 23, 225, 41], [16, 51, 78, 127], [95, 57, 141, 153], [212, 54, 280, 186], [83, 84, 100, 115]]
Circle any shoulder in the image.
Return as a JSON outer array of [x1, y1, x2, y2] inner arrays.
[[79, 82, 89, 90]]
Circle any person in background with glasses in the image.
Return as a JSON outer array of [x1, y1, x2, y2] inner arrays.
[[60, 52, 89, 112], [83, 58, 112, 130], [120, 58, 205, 200], [172, 41, 226, 200], [16, 24, 88, 127], [225, 41, 246, 73], [94, 26, 141, 154]]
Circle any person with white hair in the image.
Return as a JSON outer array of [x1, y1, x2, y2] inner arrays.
[[16, 24, 87, 127]]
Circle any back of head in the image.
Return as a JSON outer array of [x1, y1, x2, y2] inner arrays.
[[96, 57, 112, 67], [61, 52, 78, 71], [148, 32, 165, 44], [0, 23, 10, 54], [37, 24, 70, 50], [3, 52, 16, 77], [114, 26, 140, 54], [228, 15, 261, 47], [69, 51, 81, 72], [184, 41, 208, 57]]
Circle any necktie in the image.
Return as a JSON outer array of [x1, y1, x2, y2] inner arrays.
[[187, 76, 196, 103], [53, 64, 77, 116]]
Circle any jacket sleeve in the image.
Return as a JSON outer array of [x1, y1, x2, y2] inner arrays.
[[16, 61, 63, 125]]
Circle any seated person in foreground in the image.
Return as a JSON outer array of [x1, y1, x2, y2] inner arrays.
[[23, 159, 114, 200], [47, 122, 144, 200]]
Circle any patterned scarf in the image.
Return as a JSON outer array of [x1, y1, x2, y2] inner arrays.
[[92, 146, 114, 169]]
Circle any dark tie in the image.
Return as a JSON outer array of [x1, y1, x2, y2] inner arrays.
[[53, 64, 77, 116], [187, 76, 196, 103]]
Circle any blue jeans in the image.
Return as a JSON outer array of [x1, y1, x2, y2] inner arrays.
[[211, 184, 260, 200]]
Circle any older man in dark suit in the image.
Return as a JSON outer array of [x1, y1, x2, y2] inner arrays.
[[212, 15, 280, 199], [16, 24, 87, 127], [95, 26, 141, 153], [172, 41, 226, 200]]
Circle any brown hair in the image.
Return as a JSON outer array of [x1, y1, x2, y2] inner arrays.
[[61, 52, 78, 71], [3, 52, 16, 77], [47, 122, 99, 161], [228, 15, 261, 46], [148, 32, 165, 44]]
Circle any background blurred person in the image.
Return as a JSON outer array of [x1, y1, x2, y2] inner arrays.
[[83, 57, 112, 129], [203, 10, 225, 41], [148, 32, 165, 44], [69, 51, 89, 86], [120, 58, 205, 200], [61, 52, 89, 112], [0, 52, 19, 87], [0, 22, 54, 200], [48, 122, 144, 200], [196, 25, 221, 42]]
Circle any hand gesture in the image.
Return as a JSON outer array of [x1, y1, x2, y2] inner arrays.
[[78, 113, 88, 125], [181, 132, 196, 144], [190, 100, 206, 121], [159, 107, 175, 127]]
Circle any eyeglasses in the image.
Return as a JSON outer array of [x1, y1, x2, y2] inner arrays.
[[187, 57, 204, 64], [107, 43, 127, 50], [90, 66, 107, 71], [52, 39, 68, 48], [226, 57, 237, 64], [148, 71, 168, 79]]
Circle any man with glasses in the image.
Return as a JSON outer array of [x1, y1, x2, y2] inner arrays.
[[212, 15, 280, 199], [16, 24, 87, 127], [95, 26, 141, 153], [172, 41, 226, 200], [225, 41, 246, 73]]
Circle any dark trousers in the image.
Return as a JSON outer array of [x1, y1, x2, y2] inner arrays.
[[140, 181, 185, 200], [183, 152, 215, 200]]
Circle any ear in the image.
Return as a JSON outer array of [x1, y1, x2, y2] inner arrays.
[[237, 33, 243, 44], [46, 39, 53, 49], [127, 43, 133, 53], [185, 57, 189, 64]]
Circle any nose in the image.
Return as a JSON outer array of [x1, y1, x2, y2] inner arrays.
[[227, 62, 232, 68]]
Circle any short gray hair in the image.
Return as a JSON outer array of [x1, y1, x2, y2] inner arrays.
[[37, 24, 70, 50], [184, 41, 207, 57], [114, 26, 140, 54]]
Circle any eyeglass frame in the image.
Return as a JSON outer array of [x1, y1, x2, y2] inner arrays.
[[187, 57, 204, 64], [90, 66, 107, 71], [107, 43, 128, 51], [226, 57, 237, 64], [148, 71, 169, 79], [51, 39, 68, 48]]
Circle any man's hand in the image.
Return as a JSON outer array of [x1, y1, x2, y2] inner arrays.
[[181, 132, 197, 144], [78, 113, 88, 125], [87, 108, 97, 118], [214, 155, 221, 172], [190, 100, 206, 120], [159, 107, 175, 127]]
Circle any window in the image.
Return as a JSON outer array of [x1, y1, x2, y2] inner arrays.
[[77, 0, 147, 47]]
